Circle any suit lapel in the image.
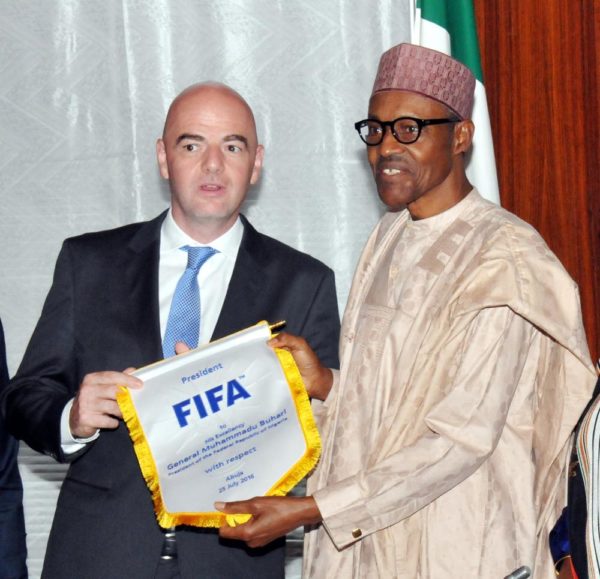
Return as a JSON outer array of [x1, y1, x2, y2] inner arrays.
[[211, 216, 267, 341], [123, 212, 165, 365]]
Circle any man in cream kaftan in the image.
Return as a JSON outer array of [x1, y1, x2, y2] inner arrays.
[[215, 43, 597, 579], [303, 189, 596, 578]]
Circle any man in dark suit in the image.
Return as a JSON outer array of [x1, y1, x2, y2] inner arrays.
[[0, 319, 27, 579], [1, 83, 340, 579]]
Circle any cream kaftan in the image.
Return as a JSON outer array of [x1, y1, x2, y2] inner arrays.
[[304, 191, 596, 578]]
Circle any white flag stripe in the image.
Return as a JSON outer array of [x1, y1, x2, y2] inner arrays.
[[419, 19, 451, 54], [410, 1, 421, 43], [468, 81, 499, 203]]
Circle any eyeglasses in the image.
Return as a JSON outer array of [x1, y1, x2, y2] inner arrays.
[[354, 116, 460, 146]]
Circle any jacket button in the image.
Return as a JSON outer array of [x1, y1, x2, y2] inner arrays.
[[352, 528, 362, 539]]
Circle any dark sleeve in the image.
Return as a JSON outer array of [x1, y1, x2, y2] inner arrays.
[[0, 319, 28, 578], [298, 267, 340, 370], [1, 242, 79, 462]]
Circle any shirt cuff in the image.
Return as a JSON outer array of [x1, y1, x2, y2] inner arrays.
[[313, 474, 377, 550], [60, 399, 100, 454], [311, 369, 339, 418]]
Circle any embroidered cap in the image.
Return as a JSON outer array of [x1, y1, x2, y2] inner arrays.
[[372, 43, 476, 120]]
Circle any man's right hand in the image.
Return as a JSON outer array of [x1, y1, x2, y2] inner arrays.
[[69, 370, 143, 438], [268, 332, 333, 401]]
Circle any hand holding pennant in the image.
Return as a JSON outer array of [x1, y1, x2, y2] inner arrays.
[[116, 321, 321, 528]]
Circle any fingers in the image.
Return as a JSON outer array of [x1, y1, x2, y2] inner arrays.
[[215, 496, 322, 549], [215, 499, 256, 543], [174, 341, 191, 355], [215, 499, 254, 515], [70, 371, 143, 438], [82, 371, 143, 391], [268, 333, 317, 368], [268, 333, 332, 400], [268, 332, 308, 352]]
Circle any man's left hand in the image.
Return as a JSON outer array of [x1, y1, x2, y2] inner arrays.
[[215, 496, 322, 548]]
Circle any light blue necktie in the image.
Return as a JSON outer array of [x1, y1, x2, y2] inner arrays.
[[162, 245, 218, 358]]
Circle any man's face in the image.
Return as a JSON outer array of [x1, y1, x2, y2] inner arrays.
[[366, 90, 467, 219], [157, 86, 264, 240]]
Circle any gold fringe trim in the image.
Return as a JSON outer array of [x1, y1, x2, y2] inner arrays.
[[118, 385, 228, 528], [266, 347, 322, 495], [226, 348, 322, 527]]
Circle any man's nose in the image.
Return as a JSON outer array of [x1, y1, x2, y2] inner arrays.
[[380, 126, 406, 157], [203, 145, 224, 173]]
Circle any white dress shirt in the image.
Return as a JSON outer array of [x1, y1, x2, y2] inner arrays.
[[60, 211, 244, 450]]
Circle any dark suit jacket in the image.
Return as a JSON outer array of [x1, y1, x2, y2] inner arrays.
[[0, 319, 28, 579], [1, 213, 340, 579]]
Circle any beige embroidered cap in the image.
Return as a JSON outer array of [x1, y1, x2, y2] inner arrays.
[[372, 43, 476, 120]]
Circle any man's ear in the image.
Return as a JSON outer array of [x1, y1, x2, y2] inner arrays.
[[156, 138, 169, 180], [453, 120, 475, 155], [250, 144, 265, 185]]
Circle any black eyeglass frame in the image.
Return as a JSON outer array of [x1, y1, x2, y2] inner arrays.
[[354, 116, 461, 146]]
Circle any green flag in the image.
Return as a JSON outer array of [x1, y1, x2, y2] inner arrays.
[[412, 0, 500, 204]]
